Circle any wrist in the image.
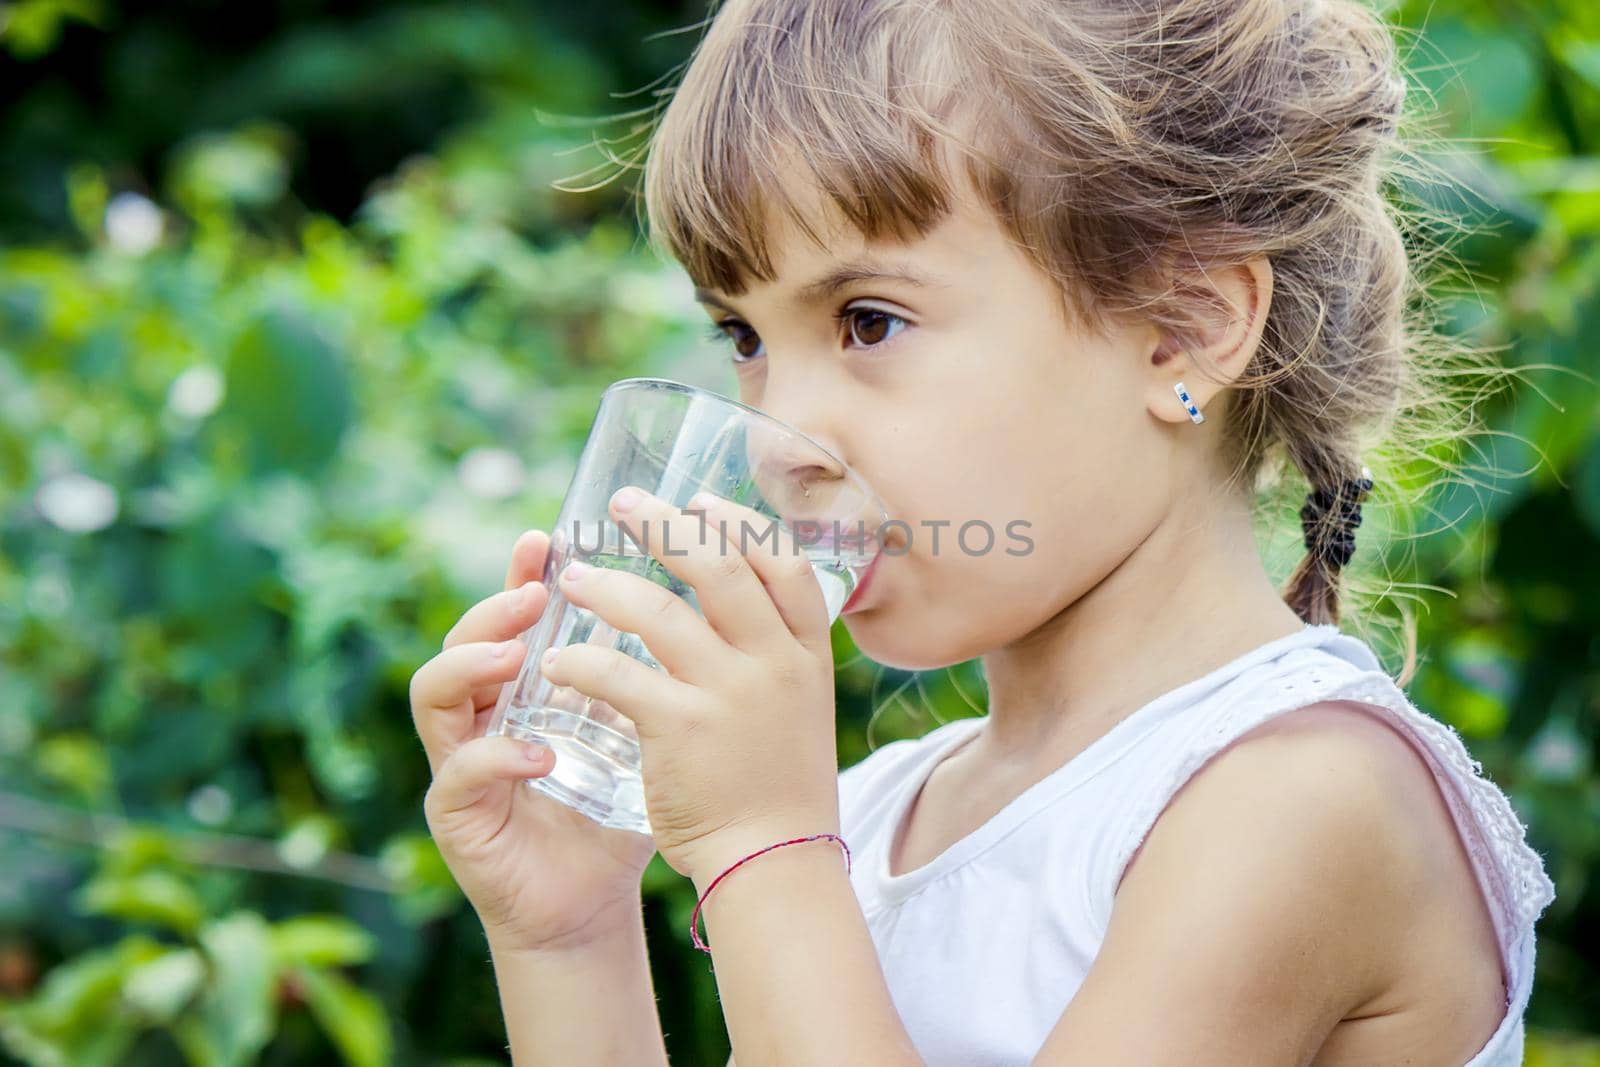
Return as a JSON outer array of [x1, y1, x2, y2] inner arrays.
[[689, 837, 854, 957], [483, 896, 646, 960], [685, 813, 840, 885], [484, 904, 670, 1067], [689, 829, 850, 901]]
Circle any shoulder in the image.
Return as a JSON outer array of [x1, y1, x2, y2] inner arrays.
[[1167, 698, 1450, 848], [1036, 703, 1452, 1062], [1081, 702, 1475, 1043], [1123, 699, 1459, 942], [1136, 698, 1439, 935]]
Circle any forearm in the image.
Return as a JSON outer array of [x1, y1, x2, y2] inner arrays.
[[694, 841, 922, 1066], [488, 901, 670, 1067]]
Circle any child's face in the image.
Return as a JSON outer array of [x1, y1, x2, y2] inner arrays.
[[695, 176, 1185, 670]]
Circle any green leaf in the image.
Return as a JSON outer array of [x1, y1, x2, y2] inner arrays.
[[1409, 19, 1539, 132], [0, 0, 106, 60], [219, 306, 353, 477], [170, 124, 293, 212], [121, 947, 204, 1023], [64, 163, 107, 242], [99, 825, 190, 877], [172, 912, 278, 1067], [0, 936, 162, 1067], [379, 833, 462, 923], [1415, 627, 1521, 740], [293, 966, 392, 1067], [36, 733, 112, 805], [1525, 1026, 1600, 1066], [269, 915, 377, 968], [276, 813, 339, 871], [75, 870, 205, 935]]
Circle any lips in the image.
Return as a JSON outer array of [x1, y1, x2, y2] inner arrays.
[[841, 551, 883, 614]]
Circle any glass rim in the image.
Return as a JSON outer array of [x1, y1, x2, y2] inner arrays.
[[602, 376, 886, 518]]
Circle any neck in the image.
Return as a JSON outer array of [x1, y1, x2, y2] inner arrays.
[[975, 487, 1308, 768]]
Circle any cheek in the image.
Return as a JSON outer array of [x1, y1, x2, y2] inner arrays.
[[843, 449, 1164, 668], [855, 400, 1083, 586], [838, 352, 1160, 661]]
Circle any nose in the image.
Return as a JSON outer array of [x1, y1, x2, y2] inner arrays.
[[741, 384, 883, 549], [748, 370, 848, 466], [739, 368, 845, 474], [744, 414, 848, 514]]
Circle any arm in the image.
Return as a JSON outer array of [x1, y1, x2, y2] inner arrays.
[[1032, 702, 1454, 1065], [694, 838, 922, 1067], [490, 895, 670, 1067]]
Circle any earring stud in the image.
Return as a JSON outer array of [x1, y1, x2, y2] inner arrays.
[[1174, 382, 1205, 425]]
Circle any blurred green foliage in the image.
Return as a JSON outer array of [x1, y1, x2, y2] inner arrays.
[[1, 1, 1598, 1064]]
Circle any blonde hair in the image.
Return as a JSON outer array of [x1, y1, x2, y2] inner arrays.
[[618, 0, 1511, 684]]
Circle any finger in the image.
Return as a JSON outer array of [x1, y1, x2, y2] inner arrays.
[[539, 641, 697, 740], [687, 491, 832, 652], [504, 528, 553, 592], [555, 559, 734, 685], [607, 486, 788, 655], [410, 639, 526, 773], [442, 580, 550, 651], [425, 734, 553, 827]]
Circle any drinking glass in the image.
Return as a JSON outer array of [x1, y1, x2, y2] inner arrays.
[[486, 378, 888, 836]]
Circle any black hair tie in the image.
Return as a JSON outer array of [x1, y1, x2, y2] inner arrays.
[[1300, 467, 1374, 570]]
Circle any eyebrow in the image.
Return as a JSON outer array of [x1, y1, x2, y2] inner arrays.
[[694, 260, 941, 315]]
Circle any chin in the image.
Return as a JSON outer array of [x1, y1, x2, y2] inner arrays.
[[841, 612, 969, 672]]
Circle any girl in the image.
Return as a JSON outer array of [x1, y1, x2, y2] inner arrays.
[[408, 0, 1557, 1062]]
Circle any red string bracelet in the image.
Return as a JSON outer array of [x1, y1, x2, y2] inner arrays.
[[690, 833, 852, 954]]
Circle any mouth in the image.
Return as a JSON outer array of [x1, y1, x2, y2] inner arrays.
[[841, 551, 884, 614]]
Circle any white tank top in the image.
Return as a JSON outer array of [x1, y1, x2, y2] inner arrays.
[[838, 623, 1555, 1066]]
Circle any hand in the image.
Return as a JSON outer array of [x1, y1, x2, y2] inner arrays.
[[409, 529, 658, 954], [536, 487, 845, 890]]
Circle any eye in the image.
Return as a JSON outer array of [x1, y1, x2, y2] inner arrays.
[[836, 305, 908, 350], [702, 302, 910, 365], [704, 320, 765, 363]]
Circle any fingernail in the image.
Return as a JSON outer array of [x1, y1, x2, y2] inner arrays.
[[495, 639, 521, 658], [541, 647, 559, 668], [688, 491, 714, 511], [522, 742, 548, 763], [564, 561, 591, 581], [612, 486, 644, 513], [511, 583, 529, 609]]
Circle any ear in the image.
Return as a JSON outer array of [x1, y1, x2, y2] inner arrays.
[[1145, 257, 1273, 426]]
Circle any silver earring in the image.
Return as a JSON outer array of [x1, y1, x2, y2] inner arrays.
[[1174, 382, 1205, 425]]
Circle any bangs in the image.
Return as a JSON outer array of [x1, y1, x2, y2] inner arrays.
[[642, 0, 980, 296]]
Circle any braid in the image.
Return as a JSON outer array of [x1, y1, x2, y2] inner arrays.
[[1285, 466, 1374, 624]]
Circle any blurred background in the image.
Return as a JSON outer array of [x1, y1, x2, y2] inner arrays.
[[1, 0, 1597, 1064]]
